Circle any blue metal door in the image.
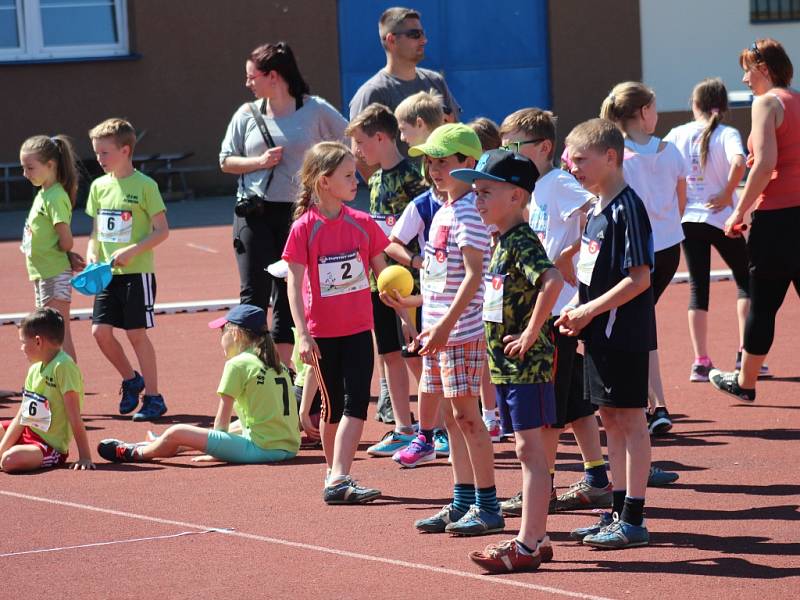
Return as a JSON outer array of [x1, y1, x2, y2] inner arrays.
[[338, 0, 550, 124]]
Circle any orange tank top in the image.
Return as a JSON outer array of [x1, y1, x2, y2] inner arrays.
[[748, 88, 800, 210]]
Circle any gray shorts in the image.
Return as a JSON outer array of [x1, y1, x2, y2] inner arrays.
[[33, 269, 72, 307]]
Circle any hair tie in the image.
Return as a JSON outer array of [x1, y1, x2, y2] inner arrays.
[[710, 108, 720, 116], [607, 93, 615, 103]]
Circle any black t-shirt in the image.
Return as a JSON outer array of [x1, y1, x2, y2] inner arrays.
[[576, 186, 657, 352]]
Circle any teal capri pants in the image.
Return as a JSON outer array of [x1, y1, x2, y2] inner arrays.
[[206, 430, 295, 464]]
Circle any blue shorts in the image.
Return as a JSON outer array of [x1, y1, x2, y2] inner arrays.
[[205, 430, 296, 464], [496, 383, 556, 432]]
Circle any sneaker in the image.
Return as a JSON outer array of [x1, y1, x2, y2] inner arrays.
[[648, 466, 679, 486], [709, 369, 756, 402], [647, 407, 673, 435], [132, 394, 167, 421], [484, 418, 503, 442], [468, 539, 543, 573], [433, 429, 450, 457], [735, 352, 772, 379], [570, 511, 614, 541], [367, 430, 416, 457], [392, 435, 435, 468], [500, 488, 558, 517], [374, 383, 394, 424], [582, 516, 649, 549], [554, 480, 613, 511], [119, 371, 145, 415], [414, 503, 467, 533], [445, 505, 505, 536], [323, 476, 381, 505], [97, 439, 140, 463], [689, 359, 714, 382]]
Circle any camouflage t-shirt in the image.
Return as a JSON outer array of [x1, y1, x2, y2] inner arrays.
[[368, 157, 427, 291], [484, 222, 556, 384]]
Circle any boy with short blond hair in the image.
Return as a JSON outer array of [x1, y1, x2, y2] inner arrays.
[[346, 103, 427, 456], [395, 90, 445, 147], [450, 149, 564, 572], [87, 118, 170, 421], [556, 118, 655, 549]]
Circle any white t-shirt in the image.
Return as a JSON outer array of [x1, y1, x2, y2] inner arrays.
[[664, 122, 744, 230], [529, 168, 594, 315], [622, 136, 688, 251]]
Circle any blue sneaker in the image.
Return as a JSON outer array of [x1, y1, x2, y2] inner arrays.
[[132, 394, 167, 422], [582, 516, 649, 549], [648, 466, 679, 486], [445, 505, 505, 536], [367, 430, 416, 457], [414, 503, 467, 533], [570, 511, 614, 541], [119, 372, 145, 415], [433, 429, 449, 457]]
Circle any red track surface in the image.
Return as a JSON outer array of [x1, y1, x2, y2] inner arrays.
[[1, 227, 798, 599]]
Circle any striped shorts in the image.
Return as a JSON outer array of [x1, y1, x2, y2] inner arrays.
[[33, 268, 72, 307], [92, 273, 157, 330], [420, 337, 486, 398]]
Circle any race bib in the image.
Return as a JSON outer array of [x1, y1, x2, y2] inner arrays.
[[422, 248, 447, 293], [371, 213, 399, 237], [482, 273, 505, 323], [97, 209, 133, 243], [20, 390, 52, 432], [20, 224, 32, 257], [318, 250, 368, 298], [577, 237, 601, 286]]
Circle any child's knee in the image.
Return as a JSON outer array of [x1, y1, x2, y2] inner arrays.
[[125, 328, 147, 344], [1, 451, 35, 473], [452, 401, 481, 434], [92, 324, 113, 344]]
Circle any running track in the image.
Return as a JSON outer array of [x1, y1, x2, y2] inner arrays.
[[1, 226, 798, 599]]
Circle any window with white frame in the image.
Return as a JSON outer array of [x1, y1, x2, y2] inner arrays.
[[0, 0, 129, 61]]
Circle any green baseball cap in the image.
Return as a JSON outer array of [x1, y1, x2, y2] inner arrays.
[[408, 123, 483, 160]]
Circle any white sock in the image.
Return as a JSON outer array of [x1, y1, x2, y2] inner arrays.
[[482, 408, 496, 422]]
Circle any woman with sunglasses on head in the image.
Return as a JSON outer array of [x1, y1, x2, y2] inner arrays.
[[710, 39, 799, 403], [220, 42, 348, 367]]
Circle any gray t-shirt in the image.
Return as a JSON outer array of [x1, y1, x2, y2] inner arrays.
[[220, 95, 348, 202]]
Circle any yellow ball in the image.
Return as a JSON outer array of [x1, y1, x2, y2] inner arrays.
[[377, 264, 414, 297]]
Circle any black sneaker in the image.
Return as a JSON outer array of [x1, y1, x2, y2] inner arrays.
[[97, 439, 140, 462], [647, 407, 673, 435], [709, 369, 756, 402], [323, 476, 381, 504]]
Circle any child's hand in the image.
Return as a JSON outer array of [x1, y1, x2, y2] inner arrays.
[[705, 193, 732, 213], [110, 246, 136, 267], [299, 410, 320, 439], [417, 321, 448, 356], [191, 454, 219, 463], [554, 253, 577, 287], [379, 290, 421, 309], [298, 332, 321, 365], [71, 458, 96, 471], [503, 330, 538, 359], [67, 251, 86, 272], [724, 209, 746, 238], [556, 305, 593, 336]]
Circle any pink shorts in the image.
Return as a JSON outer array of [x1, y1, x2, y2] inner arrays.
[[1, 420, 68, 468], [420, 338, 486, 398]]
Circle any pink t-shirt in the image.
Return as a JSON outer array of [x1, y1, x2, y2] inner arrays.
[[282, 204, 389, 338]]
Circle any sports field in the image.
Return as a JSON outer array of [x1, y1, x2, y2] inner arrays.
[[1, 224, 798, 599]]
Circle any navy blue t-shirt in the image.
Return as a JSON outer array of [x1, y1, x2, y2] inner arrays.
[[576, 186, 657, 352]]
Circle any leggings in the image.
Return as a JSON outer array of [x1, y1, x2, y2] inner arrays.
[[314, 330, 374, 423], [232, 201, 294, 344], [743, 207, 800, 355], [681, 222, 750, 311], [652, 243, 681, 304]]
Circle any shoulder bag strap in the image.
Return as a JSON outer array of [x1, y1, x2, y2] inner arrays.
[[246, 101, 276, 198]]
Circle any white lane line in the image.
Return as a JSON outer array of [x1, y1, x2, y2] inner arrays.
[[0, 528, 230, 558], [0, 490, 614, 600], [186, 243, 219, 254]]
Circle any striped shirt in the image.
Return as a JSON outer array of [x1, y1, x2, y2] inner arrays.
[[421, 192, 491, 345]]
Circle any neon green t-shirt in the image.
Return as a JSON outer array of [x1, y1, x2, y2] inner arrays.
[[85, 170, 166, 275], [21, 183, 72, 281], [21, 350, 84, 454], [216, 350, 300, 454]]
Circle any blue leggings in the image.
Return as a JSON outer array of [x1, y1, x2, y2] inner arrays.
[[205, 430, 295, 464]]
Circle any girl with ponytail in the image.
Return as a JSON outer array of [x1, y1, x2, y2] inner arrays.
[[19, 134, 84, 361], [665, 78, 754, 383]]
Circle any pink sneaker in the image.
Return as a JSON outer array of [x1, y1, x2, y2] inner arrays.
[[485, 419, 503, 442], [392, 434, 435, 468]]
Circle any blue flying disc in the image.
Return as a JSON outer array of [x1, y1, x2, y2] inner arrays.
[[71, 260, 114, 295]]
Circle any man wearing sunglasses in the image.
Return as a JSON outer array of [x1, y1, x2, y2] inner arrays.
[[349, 6, 461, 173]]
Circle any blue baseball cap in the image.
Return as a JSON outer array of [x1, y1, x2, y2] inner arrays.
[[451, 149, 539, 193], [208, 304, 266, 332], [70, 261, 113, 296]]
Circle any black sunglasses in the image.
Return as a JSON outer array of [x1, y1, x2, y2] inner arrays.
[[750, 41, 764, 63], [501, 139, 546, 153], [391, 28, 425, 40]]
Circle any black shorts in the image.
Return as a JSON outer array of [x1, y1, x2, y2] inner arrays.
[[552, 322, 593, 427], [92, 273, 156, 330], [314, 330, 374, 423], [583, 345, 649, 409], [371, 291, 403, 355]]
